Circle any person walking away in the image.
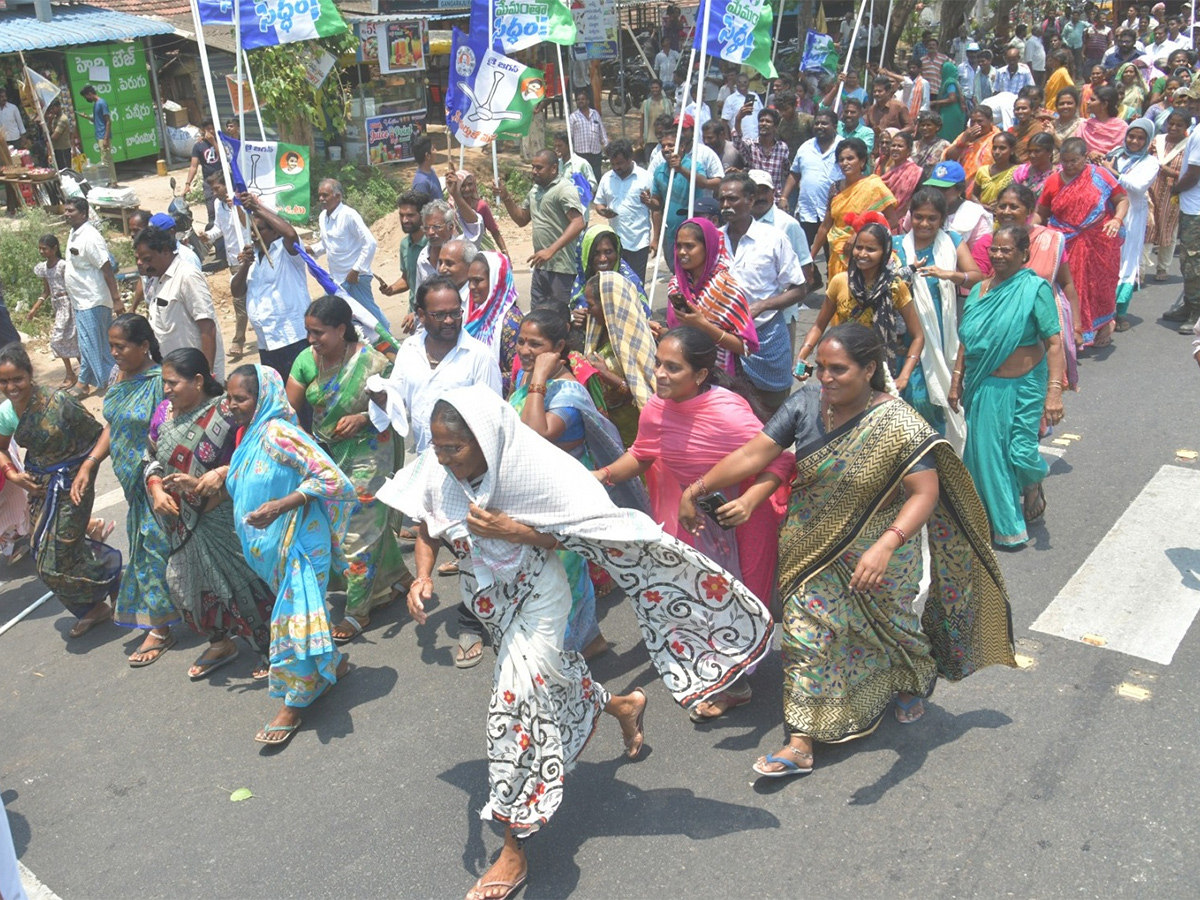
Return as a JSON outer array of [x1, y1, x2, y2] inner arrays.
[[496, 150, 586, 311], [308, 177, 388, 326], [63, 197, 122, 397]]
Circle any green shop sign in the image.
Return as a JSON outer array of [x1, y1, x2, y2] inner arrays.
[[67, 42, 158, 164]]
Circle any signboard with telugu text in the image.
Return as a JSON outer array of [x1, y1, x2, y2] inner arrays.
[[366, 110, 426, 165], [571, 0, 618, 59], [66, 42, 158, 164]]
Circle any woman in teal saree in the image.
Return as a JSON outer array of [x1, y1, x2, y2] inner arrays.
[[226, 364, 357, 749], [287, 296, 410, 645], [949, 225, 1066, 548]]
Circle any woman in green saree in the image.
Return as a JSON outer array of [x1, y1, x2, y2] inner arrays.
[[70, 315, 178, 666], [287, 296, 410, 644], [146, 349, 275, 680], [948, 225, 1066, 548], [681, 323, 1016, 777], [0, 342, 121, 637]]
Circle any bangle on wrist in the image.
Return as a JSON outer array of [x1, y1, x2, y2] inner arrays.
[[528, 383, 547, 395], [885, 525, 908, 544], [600, 466, 614, 485]]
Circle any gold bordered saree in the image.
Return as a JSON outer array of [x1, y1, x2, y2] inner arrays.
[[775, 398, 1016, 742]]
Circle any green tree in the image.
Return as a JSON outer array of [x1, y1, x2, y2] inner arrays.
[[244, 32, 358, 148]]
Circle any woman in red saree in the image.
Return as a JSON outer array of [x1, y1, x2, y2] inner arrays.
[[1036, 137, 1130, 348], [879, 130, 925, 226]]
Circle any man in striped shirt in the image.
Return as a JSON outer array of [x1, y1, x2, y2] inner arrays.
[[732, 107, 790, 201], [568, 89, 609, 182], [921, 36, 951, 94]]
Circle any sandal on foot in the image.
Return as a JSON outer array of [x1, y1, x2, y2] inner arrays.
[[689, 686, 752, 723], [624, 687, 647, 759], [397, 526, 418, 543], [129, 631, 176, 668], [752, 745, 813, 778], [68, 603, 112, 638], [332, 614, 367, 645], [455, 633, 485, 669], [895, 694, 926, 724], [1023, 483, 1046, 524], [466, 874, 527, 900], [254, 720, 302, 747], [1113, 316, 1132, 333], [438, 560, 460, 577], [189, 645, 239, 680]]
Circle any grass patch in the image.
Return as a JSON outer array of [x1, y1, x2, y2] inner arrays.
[[309, 159, 408, 228]]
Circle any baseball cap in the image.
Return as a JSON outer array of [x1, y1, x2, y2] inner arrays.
[[148, 213, 176, 230], [676, 196, 720, 216], [674, 114, 696, 129], [966, 41, 981, 51], [747, 168, 774, 189], [924, 160, 966, 187]]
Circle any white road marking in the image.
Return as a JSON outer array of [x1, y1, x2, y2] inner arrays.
[[19, 861, 62, 900], [91, 488, 125, 514], [1039, 445, 1066, 458], [1031, 465, 1200, 664]]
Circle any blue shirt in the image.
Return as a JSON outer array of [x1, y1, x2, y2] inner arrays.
[[93, 98, 110, 140], [411, 168, 444, 200]]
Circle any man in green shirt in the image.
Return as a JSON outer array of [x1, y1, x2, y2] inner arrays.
[[379, 188, 430, 334], [497, 149, 585, 310]]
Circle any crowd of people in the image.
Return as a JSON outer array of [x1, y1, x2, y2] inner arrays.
[[8, 7, 1200, 895]]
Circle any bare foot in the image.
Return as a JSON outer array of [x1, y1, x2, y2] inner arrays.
[[465, 838, 527, 900], [581, 632, 610, 660], [607, 687, 647, 759], [128, 628, 172, 665]]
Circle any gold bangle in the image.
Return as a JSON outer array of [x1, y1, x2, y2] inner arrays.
[[527, 383, 547, 395]]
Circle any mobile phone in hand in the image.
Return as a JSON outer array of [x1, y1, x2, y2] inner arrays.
[[696, 491, 733, 529]]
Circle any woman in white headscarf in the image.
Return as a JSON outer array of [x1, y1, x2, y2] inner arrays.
[[381, 385, 771, 900]]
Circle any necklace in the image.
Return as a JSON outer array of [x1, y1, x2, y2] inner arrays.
[[825, 388, 876, 432], [319, 342, 353, 379]]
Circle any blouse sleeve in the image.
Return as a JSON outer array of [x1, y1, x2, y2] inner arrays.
[[892, 278, 913, 311], [1033, 279, 1063, 339], [289, 347, 317, 386], [478, 200, 501, 238], [762, 385, 820, 449], [1037, 172, 1060, 209], [0, 400, 17, 437]]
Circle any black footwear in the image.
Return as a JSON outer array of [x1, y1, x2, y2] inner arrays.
[[1163, 295, 1191, 321], [1179, 315, 1200, 335]]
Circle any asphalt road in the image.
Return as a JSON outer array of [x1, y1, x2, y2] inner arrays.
[[3, 271, 1200, 899]]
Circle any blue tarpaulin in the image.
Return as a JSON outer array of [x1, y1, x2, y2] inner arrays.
[[0, 5, 173, 53]]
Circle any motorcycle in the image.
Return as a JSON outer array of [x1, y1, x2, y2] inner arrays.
[[168, 176, 210, 262]]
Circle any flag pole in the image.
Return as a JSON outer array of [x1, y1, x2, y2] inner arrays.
[[879, 0, 894, 68], [866, 0, 874, 67], [771, 0, 787, 73], [835, 0, 867, 114], [556, 43, 575, 160], [488, 0, 499, 191], [646, 42, 695, 308], [688, 0, 711, 218], [242, 49, 267, 140], [235, 0, 247, 166], [189, 0, 246, 249]]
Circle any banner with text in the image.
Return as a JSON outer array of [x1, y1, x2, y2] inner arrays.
[[220, 135, 311, 224], [196, 0, 348, 50], [366, 110, 427, 164], [692, 0, 777, 78], [475, 0, 577, 53], [66, 43, 157, 164], [446, 28, 545, 147], [572, 0, 619, 59]]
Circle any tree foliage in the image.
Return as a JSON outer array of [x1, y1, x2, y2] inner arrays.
[[244, 32, 358, 147]]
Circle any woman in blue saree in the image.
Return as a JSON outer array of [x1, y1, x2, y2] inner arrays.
[[225, 364, 357, 748], [71, 314, 178, 666], [949, 226, 1066, 548]]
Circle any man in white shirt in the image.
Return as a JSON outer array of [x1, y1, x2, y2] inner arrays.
[[1165, 89, 1200, 332], [781, 109, 840, 261], [203, 171, 250, 356], [0, 88, 26, 146], [436, 238, 477, 309], [309, 178, 387, 327], [63, 197, 121, 394], [717, 173, 806, 415], [592, 138, 654, 280], [230, 192, 311, 380], [721, 72, 763, 142], [414, 187, 482, 300], [654, 46, 681, 91], [134, 225, 224, 379], [1025, 26, 1048, 85], [749, 169, 813, 354], [368, 275, 502, 666]]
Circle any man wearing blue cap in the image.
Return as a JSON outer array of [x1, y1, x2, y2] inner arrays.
[[924, 160, 993, 248]]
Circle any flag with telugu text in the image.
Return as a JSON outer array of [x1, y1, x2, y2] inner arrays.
[[445, 28, 545, 147], [692, 0, 777, 78], [801, 30, 839, 77], [195, 0, 348, 50], [472, 0, 577, 52]]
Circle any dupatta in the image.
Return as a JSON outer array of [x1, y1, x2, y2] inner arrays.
[[880, 158, 924, 217], [1079, 116, 1129, 156], [583, 271, 656, 408], [776, 399, 1016, 682], [569, 223, 650, 314], [959, 267, 1053, 401], [958, 127, 996, 183], [465, 250, 519, 360], [900, 229, 968, 452]]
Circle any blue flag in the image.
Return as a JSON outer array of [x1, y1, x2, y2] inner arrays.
[[692, 0, 777, 78]]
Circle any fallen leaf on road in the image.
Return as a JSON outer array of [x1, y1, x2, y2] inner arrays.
[[229, 788, 254, 802]]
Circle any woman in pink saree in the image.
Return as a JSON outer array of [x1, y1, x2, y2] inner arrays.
[[598, 326, 793, 721], [1079, 86, 1129, 158]]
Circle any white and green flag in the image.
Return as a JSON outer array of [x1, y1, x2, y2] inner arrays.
[[475, 0, 577, 53], [446, 28, 546, 147], [196, 0, 348, 50]]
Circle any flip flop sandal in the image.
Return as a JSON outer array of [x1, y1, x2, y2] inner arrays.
[[68, 604, 112, 638], [688, 687, 753, 723], [129, 632, 177, 668], [625, 687, 647, 759], [438, 560, 460, 577], [455, 633, 485, 669], [466, 875, 527, 900], [1113, 316, 1132, 333], [752, 746, 813, 778], [254, 719, 302, 747], [894, 694, 926, 724], [397, 527, 418, 543], [332, 615, 367, 645], [189, 646, 240, 680]]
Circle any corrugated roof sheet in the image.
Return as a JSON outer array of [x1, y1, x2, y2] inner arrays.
[[86, 0, 192, 16], [0, 4, 175, 52]]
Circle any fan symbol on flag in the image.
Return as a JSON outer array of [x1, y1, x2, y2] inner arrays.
[[458, 71, 524, 124], [246, 151, 296, 197]]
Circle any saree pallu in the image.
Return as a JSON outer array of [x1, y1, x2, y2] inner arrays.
[[1044, 68, 1073, 111], [959, 269, 1058, 546], [1010, 123, 1040, 162], [103, 369, 176, 629], [228, 369, 357, 709], [1012, 162, 1056, 197], [1149, 135, 1185, 247], [147, 397, 273, 656], [17, 387, 120, 614], [1026, 227, 1078, 390], [974, 165, 1017, 207], [302, 345, 409, 621], [912, 138, 951, 177], [827, 176, 897, 279], [776, 400, 1016, 742], [1045, 165, 1125, 345], [665, 265, 758, 376], [569, 224, 650, 316], [957, 131, 996, 184], [880, 159, 924, 223], [1079, 117, 1129, 156]]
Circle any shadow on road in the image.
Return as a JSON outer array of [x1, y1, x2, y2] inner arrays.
[[436, 755, 782, 898], [2, 790, 28, 857], [1164, 546, 1200, 591]]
